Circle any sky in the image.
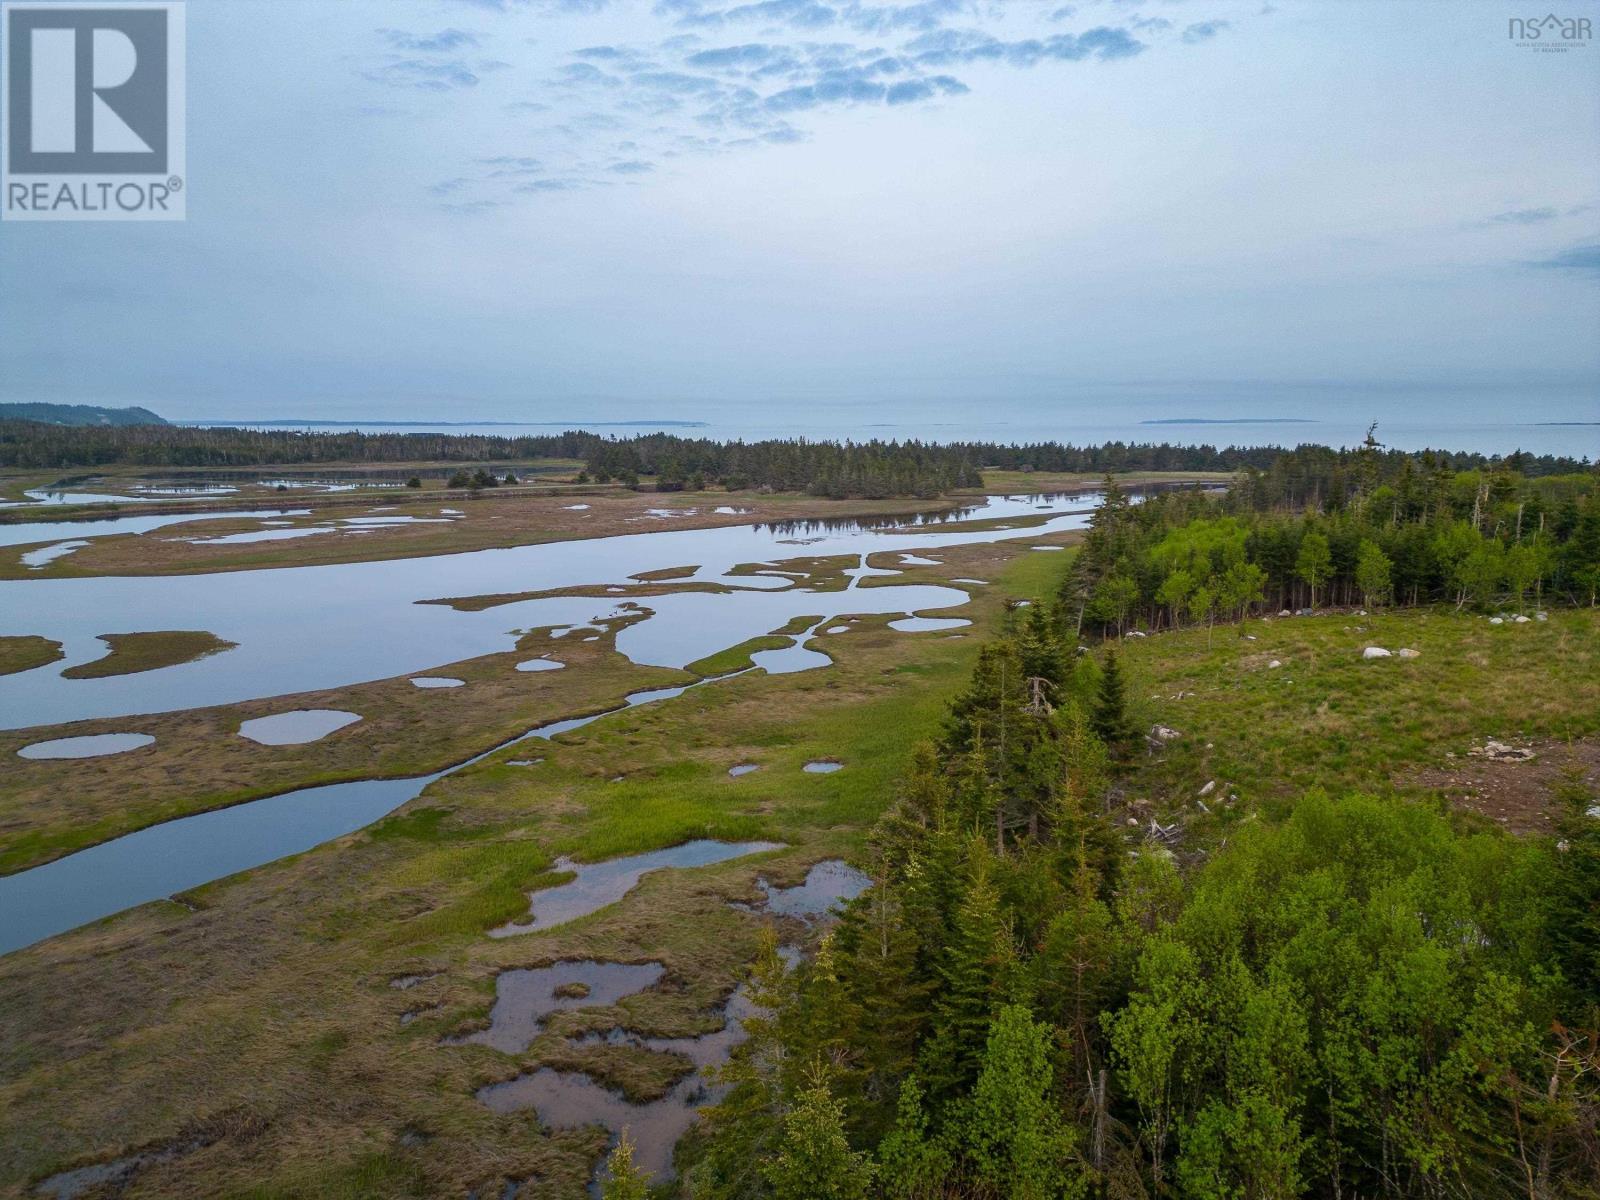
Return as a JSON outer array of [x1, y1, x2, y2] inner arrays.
[[0, 0, 1597, 430]]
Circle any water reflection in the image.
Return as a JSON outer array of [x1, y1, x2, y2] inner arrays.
[[0, 493, 1113, 730]]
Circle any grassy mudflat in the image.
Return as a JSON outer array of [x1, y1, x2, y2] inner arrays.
[[0, 538, 1049, 1200], [0, 619, 688, 875], [0, 635, 62, 677], [0, 533, 1593, 1197], [0, 535, 1059, 875], [0, 471, 1219, 580], [60, 631, 238, 680]]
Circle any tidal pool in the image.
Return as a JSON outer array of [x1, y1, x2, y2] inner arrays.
[[187, 525, 336, 545], [756, 860, 872, 918], [17, 732, 154, 760], [490, 840, 783, 937], [458, 960, 666, 1053], [0, 492, 1115, 730], [888, 616, 972, 633], [237, 709, 362, 745], [476, 945, 802, 1188], [0, 507, 308, 551], [747, 624, 830, 675], [21, 540, 92, 569], [0, 675, 732, 955]]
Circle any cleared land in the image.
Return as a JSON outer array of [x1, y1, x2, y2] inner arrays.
[[0, 531, 1593, 1197]]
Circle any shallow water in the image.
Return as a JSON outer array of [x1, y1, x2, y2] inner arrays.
[[727, 763, 759, 777], [410, 677, 465, 689], [0, 507, 308, 551], [490, 840, 783, 937], [20, 540, 92, 569], [236, 709, 361, 745], [757, 860, 872, 918], [0, 675, 735, 955], [747, 622, 830, 675], [476, 946, 800, 1188], [803, 760, 843, 774], [0, 493, 1108, 730], [515, 658, 565, 672], [17, 732, 154, 760], [460, 960, 666, 1053], [888, 616, 972, 633], [186, 525, 335, 545]]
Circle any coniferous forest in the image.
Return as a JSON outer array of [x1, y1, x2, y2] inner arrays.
[[0, 418, 1591, 501], [660, 592, 1600, 1200], [603, 457, 1600, 1200]]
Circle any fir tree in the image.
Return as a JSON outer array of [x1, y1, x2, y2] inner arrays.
[[1090, 649, 1136, 758]]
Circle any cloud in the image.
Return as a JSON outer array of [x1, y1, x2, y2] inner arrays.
[[378, 28, 481, 53], [668, 0, 840, 30], [363, 59, 482, 90], [1181, 20, 1230, 43], [1527, 243, 1600, 272], [844, 0, 964, 35], [886, 73, 968, 104], [906, 26, 1144, 67], [1489, 207, 1559, 225], [685, 42, 790, 68]]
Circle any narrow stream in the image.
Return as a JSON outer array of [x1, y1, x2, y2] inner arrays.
[[0, 676, 734, 956]]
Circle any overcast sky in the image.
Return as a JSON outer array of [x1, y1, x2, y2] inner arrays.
[[1, 0, 1597, 422]]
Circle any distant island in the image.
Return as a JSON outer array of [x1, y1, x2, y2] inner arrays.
[[0, 403, 167, 427], [1141, 418, 1318, 425]]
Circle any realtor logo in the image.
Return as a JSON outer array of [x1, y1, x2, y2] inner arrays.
[[2, 1, 185, 221]]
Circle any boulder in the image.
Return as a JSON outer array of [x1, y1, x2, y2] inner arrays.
[[1150, 725, 1183, 743], [1198, 780, 1216, 797], [1397, 648, 1421, 659], [1488, 617, 1505, 625], [1279, 609, 1293, 617], [1469, 739, 1536, 763], [1125, 630, 1147, 638], [1513, 615, 1531, 624], [1267, 659, 1283, 669], [1362, 646, 1392, 659]]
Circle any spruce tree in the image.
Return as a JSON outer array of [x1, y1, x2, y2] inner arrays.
[[1091, 649, 1136, 758], [762, 1065, 875, 1200]]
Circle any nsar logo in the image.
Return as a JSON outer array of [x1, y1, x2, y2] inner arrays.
[[1508, 13, 1593, 51], [2, 1, 185, 221]]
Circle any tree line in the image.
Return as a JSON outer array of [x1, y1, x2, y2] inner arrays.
[[2, 418, 1591, 502], [1062, 461, 1600, 638], [638, 605, 1600, 1200]]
